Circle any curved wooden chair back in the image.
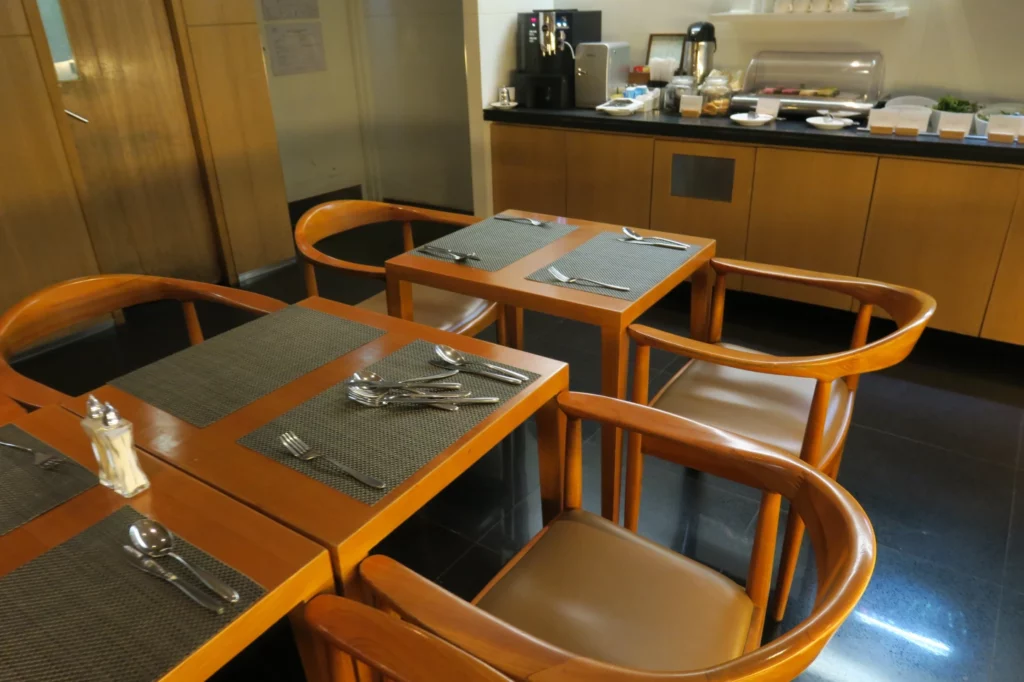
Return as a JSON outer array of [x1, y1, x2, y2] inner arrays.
[[360, 392, 876, 682], [0, 394, 26, 424], [294, 199, 477, 296], [304, 595, 510, 682], [0, 274, 287, 408]]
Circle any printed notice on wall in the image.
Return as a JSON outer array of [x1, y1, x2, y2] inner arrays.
[[266, 23, 326, 76], [261, 0, 319, 21]]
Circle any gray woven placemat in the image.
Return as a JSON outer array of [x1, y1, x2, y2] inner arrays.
[[238, 340, 538, 505], [0, 425, 97, 537], [412, 215, 577, 272], [112, 305, 386, 428], [526, 231, 698, 301], [0, 506, 264, 682]]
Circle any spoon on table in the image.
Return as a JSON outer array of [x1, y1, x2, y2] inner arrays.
[[620, 227, 691, 249], [129, 519, 240, 603], [433, 344, 529, 382], [347, 370, 461, 411]]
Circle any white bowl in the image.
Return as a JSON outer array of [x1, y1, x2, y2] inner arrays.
[[730, 112, 774, 127], [807, 116, 855, 131]]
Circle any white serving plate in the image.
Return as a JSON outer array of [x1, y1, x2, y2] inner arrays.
[[730, 112, 775, 127], [807, 115, 856, 130], [490, 101, 519, 110]]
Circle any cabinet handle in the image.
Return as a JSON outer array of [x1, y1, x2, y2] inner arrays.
[[64, 109, 89, 124]]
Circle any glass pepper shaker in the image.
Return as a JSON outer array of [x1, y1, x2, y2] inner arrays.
[[81, 394, 116, 486], [94, 403, 150, 498]]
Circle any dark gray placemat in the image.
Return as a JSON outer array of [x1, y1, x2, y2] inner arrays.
[[0, 425, 97, 537], [237, 340, 539, 505], [112, 305, 386, 428], [0, 506, 265, 682], [412, 215, 577, 272], [526, 231, 698, 301]]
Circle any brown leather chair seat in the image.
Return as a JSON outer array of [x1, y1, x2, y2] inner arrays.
[[357, 285, 495, 335], [476, 509, 754, 672], [653, 344, 849, 457]]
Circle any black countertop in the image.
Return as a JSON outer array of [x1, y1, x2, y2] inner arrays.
[[484, 107, 1024, 167]]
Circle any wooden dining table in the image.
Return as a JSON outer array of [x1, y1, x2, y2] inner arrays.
[[384, 210, 715, 522], [0, 405, 336, 682], [62, 298, 568, 615]]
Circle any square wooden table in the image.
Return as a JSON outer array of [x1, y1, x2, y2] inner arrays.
[[62, 297, 569, 602], [384, 210, 715, 521], [0, 406, 336, 682]]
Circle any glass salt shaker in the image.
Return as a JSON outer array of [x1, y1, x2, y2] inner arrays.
[[81, 394, 116, 486], [95, 403, 150, 498]]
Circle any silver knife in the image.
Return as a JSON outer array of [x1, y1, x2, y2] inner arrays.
[[428, 359, 522, 385], [616, 239, 690, 250], [122, 545, 225, 614]]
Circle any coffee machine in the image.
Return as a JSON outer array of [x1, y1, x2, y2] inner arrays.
[[513, 10, 601, 109]]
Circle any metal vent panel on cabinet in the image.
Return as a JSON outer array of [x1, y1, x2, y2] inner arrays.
[[859, 158, 1019, 336], [490, 123, 566, 217]]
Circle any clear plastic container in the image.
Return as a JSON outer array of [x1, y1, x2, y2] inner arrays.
[[662, 76, 696, 113], [699, 75, 732, 117]]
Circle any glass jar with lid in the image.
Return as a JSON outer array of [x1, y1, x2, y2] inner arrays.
[[663, 75, 696, 113], [699, 75, 732, 117]]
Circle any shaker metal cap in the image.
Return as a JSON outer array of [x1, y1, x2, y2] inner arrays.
[[102, 403, 122, 427], [86, 395, 105, 419]]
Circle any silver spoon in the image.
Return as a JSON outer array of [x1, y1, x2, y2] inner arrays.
[[433, 344, 530, 381], [547, 265, 630, 292], [129, 519, 240, 603], [620, 227, 690, 249], [346, 371, 462, 411]]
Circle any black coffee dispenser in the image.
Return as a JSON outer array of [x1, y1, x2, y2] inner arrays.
[[513, 10, 601, 109]]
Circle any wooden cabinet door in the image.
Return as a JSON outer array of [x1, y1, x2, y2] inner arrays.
[[982, 173, 1024, 344], [490, 124, 566, 216], [650, 140, 754, 262], [860, 158, 1019, 335], [566, 131, 653, 228], [0, 33, 99, 313], [745, 148, 877, 309]]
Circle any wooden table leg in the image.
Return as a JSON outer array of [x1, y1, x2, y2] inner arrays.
[[689, 263, 714, 342], [289, 572, 345, 682], [600, 325, 628, 523], [384, 271, 413, 321], [336, 555, 376, 682], [536, 395, 566, 524], [503, 305, 524, 350]]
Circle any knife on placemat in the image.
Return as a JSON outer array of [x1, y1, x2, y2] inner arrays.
[[122, 545, 225, 614]]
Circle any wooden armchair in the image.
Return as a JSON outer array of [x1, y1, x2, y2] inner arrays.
[[628, 258, 935, 621], [359, 392, 876, 681], [295, 200, 502, 338], [304, 596, 509, 681], [0, 274, 287, 408], [0, 394, 26, 424]]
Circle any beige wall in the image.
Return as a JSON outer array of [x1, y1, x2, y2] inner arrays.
[[569, 0, 1024, 102], [257, 0, 366, 202], [361, 0, 474, 211]]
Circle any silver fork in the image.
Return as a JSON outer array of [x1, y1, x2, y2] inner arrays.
[[494, 214, 547, 227], [419, 245, 480, 262], [0, 440, 61, 470], [547, 266, 630, 292], [279, 431, 386, 490]]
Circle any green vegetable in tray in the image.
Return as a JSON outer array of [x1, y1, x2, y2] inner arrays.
[[934, 96, 978, 113]]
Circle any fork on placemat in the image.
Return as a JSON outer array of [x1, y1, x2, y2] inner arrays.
[[278, 431, 386, 490], [0, 440, 62, 470]]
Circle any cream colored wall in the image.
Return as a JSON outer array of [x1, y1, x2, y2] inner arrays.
[[361, 0, 474, 212], [256, 0, 366, 202], [464, 0, 554, 216], [569, 0, 1024, 101]]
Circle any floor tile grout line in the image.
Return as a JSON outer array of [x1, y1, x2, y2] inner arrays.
[[986, 584, 1006, 682], [851, 422, 1020, 470], [433, 542, 482, 586]]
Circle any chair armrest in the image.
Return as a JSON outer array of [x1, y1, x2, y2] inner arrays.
[[304, 595, 510, 682], [296, 241, 387, 280], [359, 555, 573, 680], [0, 393, 26, 423], [0, 366, 70, 409], [711, 258, 936, 327], [393, 204, 478, 228]]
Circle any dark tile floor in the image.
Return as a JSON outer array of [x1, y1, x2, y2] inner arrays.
[[13, 222, 1024, 681]]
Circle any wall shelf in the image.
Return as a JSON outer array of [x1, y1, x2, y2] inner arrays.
[[711, 8, 909, 23]]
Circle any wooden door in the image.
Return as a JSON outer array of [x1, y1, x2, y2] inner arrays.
[[0, 2, 99, 313], [490, 124, 566, 216], [745, 148, 878, 309], [650, 139, 754, 262], [981, 173, 1024, 344], [566, 131, 653, 228], [56, 0, 220, 281], [859, 158, 1019, 336]]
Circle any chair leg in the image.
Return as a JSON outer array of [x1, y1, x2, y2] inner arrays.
[[772, 511, 806, 622], [496, 306, 508, 346]]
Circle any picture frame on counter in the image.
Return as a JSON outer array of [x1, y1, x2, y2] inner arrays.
[[646, 34, 686, 64]]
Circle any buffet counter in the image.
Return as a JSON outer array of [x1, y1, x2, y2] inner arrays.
[[483, 108, 1024, 345]]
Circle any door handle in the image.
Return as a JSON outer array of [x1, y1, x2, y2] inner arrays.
[[64, 109, 89, 124]]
